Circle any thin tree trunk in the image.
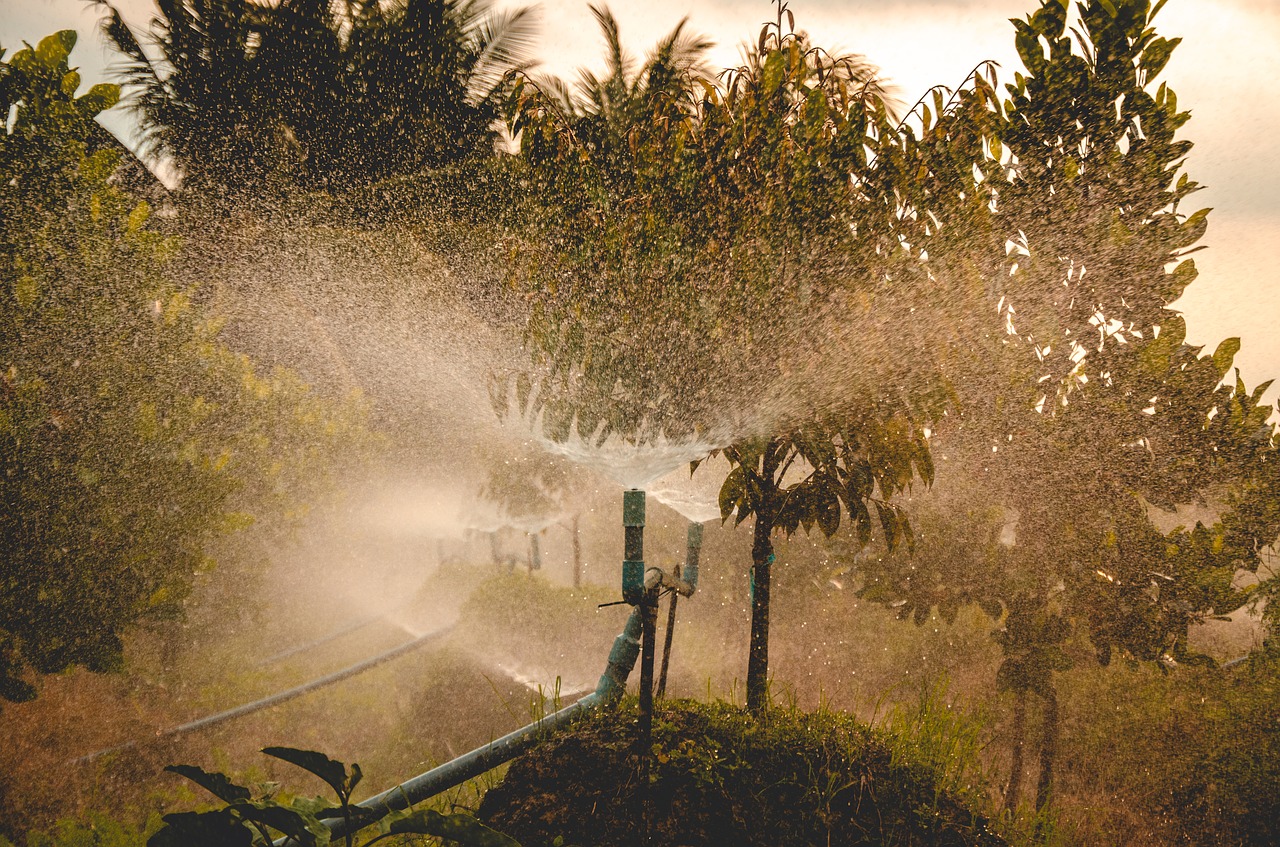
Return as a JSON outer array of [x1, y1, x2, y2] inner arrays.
[[570, 514, 582, 589], [1005, 688, 1027, 812], [746, 509, 774, 715], [1036, 682, 1059, 811]]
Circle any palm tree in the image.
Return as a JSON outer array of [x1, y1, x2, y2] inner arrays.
[[92, 0, 536, 202]]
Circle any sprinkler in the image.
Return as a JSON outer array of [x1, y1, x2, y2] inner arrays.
[[616, 489, 660, 745], [622, 488, 646, 603]]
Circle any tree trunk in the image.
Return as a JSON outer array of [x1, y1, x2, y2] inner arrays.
[[570, 514, 582, 589], [1004, 688, 1027, 812], [1035, 682, 1059, 811], [529, 532, 541, 572], [746, 508, 775, 715]]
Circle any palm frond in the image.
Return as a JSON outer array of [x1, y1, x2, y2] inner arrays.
[[466, 4, 539, 105]]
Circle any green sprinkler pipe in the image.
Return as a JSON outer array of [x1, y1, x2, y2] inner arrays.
[[314, 588, 652, 839], [682, 522, 703, 594], [300, 494, 657, 843], [311, 606, 647, 843], [318, 690, 606, 843], [622, 489, 646, 604]]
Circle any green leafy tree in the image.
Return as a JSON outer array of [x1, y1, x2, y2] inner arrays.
[[0, 31, 366, 702], [507, 5, 969, 714], [852, 0, 1280, 810], [93, 0, 536, 202]]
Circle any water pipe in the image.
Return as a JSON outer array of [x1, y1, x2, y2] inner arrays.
[[254, 611, 393, 668], [314, 602, 654, 842], [658, 522, 704, 698], [75, 625, 454, 765], [288, 493, 663, 843], [317, 691, 606, 843], [622, 488, 646, 604]]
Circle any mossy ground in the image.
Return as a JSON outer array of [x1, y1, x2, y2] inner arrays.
[[478, 698, 1005, 847]]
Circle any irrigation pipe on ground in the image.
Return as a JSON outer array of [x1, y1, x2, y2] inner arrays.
[[254, 612, 388, 668], [311, 516, 706, 843], [73, 625, 455, 765]]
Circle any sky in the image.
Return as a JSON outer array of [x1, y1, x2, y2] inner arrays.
[[2, 0, 1277, 398]]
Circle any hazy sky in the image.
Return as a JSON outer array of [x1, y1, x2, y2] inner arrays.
[[2, 0, 1277, 397]]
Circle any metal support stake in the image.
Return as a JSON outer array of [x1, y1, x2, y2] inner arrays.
[[656, 564, 680, 699]]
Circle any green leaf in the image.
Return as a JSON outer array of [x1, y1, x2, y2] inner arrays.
[[261, 747, 351, 799], [76, 83, 121, 116], [762, 50, 786, 96], [164, 765, 253, 804], [815, 478, 841, 538], [719, 466, 746, 522], [14, 276, 38, 310], [126, 201, 151, 234], [1211, 337, 1241, 379], [228, 803, 318, 847], [36, 31, 75, 68], [1141, 36, 1181, 79], [147, 812, 252, 847], [389, 809, 522, 847], [0, 674, 37, 703], [1175, 207, 1211, 249]]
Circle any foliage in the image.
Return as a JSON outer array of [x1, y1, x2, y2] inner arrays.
[[0, 31, 367, 702], [0, 810, 162, 847], [507, 2, 966, 714], [479, 697, 1005, 847], [151, 747, 519, 846], [881, 677, 992, 810], [1058, 650, 1280, 847], [94, 0, 536, 202], [847, 0, 1280, 809]]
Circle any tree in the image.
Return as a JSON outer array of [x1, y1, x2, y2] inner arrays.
[[0, 31, 366, 702], [507, 5, 976, 714], [93, 0, 536, 202], [852, 0, 1280, 809]]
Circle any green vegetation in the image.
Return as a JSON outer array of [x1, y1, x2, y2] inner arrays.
[[1, 0, 1279, 844], [0, 31, 366, 703], [148, 746, 516, 847], [852, 0, 1280, 809], [479, 697, 1004, 847]]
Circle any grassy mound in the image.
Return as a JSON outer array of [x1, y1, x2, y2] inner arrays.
[[479, 699, 1005, 847]]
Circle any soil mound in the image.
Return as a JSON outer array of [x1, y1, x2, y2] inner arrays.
[[479, 699, 1005, 847]]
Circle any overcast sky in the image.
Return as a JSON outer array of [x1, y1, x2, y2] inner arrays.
[[3, 0, 1277, 397]]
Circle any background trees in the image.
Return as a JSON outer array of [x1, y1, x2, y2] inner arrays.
[[0, 31, 366, 703], [94, 0, 536, 203]]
